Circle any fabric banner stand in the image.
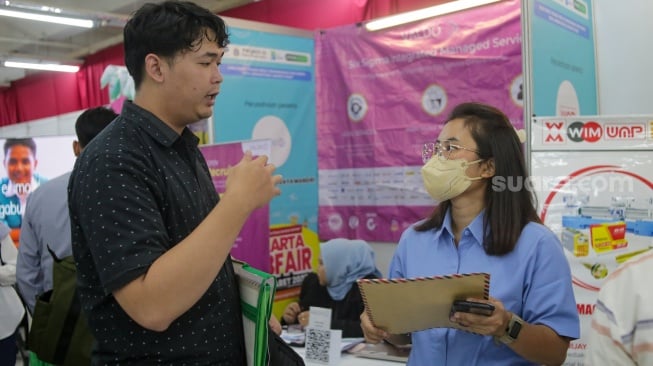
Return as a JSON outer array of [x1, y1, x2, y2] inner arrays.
[[531, 115, 653, 364], [523, 0, 599, 363], [212, 17, 319, 320], [316, 0, 524, 243]]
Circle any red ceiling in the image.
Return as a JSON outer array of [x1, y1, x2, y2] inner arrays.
[[220, 0, 452, 30]]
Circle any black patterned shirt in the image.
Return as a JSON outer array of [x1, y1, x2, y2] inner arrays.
[[68, 101, 245, 365]]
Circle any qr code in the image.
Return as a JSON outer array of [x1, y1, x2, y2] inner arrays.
[[305, 328, 331, 364]]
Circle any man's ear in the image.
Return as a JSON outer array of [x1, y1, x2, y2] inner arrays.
[[481, 158, 495, 178], [144, 53, 165, 83], [73, 141, 81, 157]]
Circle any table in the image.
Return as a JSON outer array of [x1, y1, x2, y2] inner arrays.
[[292, 346, 406, 365]]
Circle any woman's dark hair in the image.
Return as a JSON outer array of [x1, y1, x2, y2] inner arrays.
[[123, 1, 230, 89], [415, 102, 541, 256]]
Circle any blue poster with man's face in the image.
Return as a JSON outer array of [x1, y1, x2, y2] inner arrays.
[[0, 136, 76, 243]]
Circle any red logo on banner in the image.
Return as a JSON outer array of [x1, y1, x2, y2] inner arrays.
[[604, 124, 646, 140], [567, 121, 602, 143], [544, 121, 565, 143]]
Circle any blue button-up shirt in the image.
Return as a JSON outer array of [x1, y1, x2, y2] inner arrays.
[[389, 210, 579, 365], [17, 171, 72, 312]]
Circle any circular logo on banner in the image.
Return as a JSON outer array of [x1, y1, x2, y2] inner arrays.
[[422, 84, 447, 116], [251, 115, 292, 167], [366, 217, 377, 231], [510, 74, 524, 107], [348, 216, 359, 229], [567, 121, 603, 143], [328, 213, 343, 231], [347, 93, 368, 122]]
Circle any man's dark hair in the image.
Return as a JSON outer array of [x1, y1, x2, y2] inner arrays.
[[75, 107, 118, 148], [4, 138, 36, 156], [123, 1, 230, 89]]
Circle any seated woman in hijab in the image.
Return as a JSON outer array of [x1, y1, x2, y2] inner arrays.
[[282, 238, 382, 337]]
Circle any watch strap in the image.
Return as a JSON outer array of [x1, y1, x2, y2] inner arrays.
[[495, 312, 524, 345]]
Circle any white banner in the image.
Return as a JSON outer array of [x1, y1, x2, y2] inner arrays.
[[531, 115, 653, 151], [530, 115, 653, 364]]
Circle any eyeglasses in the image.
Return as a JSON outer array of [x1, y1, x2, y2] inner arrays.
[[422, 141, 480, 163]]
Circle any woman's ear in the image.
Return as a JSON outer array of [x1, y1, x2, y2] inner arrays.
[[481, 158, 495, 178]]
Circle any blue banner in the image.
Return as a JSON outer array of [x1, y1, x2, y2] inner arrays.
[[212, 24, 318, 234], [530, 0, 597, 116]]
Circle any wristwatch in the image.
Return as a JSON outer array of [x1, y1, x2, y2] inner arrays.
[[495, 312, 524, 345]]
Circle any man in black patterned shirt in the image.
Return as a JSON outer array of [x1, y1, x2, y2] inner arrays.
[[68, 2, 282, 364]]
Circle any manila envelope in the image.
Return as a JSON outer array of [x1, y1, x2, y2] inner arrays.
[[357, 273, 490, 334]]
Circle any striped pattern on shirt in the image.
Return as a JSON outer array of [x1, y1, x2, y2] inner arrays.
[[586, 250, 653, 365]]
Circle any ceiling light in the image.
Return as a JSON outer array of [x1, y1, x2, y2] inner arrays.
[[3, 61, 80, 73], [0, 8, 94, 28], [365, 0, 503, 31]]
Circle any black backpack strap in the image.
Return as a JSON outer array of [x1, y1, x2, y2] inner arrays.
[[47, 244, 62, 263]]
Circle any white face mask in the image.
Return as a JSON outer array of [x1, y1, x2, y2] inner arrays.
[[421, 156, 484, 202]]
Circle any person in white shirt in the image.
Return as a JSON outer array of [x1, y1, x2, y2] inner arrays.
[[586, 250, 653, 365]]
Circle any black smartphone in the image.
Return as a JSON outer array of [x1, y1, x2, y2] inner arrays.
[[451, 300, 495, 316]]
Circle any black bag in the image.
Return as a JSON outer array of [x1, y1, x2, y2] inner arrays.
[[268, 328, 305, 366], [28, 247, 93, 365]]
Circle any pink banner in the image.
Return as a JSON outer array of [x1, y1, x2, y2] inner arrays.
[[200, 141, 271, 271], [316, 0, 523, 242]]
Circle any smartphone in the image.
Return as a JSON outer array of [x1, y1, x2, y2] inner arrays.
[[451, 300, 495, 316]]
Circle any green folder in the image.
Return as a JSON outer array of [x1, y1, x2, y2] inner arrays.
[[233, 258, 276, 366]]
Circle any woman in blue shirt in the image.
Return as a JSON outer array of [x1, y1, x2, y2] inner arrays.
[[360, 102, 579, 365]]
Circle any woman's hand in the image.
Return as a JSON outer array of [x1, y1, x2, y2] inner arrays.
[[297, 311, 310, 327], [449, 297, 511, 337], [360, 309, 388, 344], [282, 302, 301, 324]]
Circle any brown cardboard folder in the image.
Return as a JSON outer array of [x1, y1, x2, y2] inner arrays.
[[357, 273, 490, 334]]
